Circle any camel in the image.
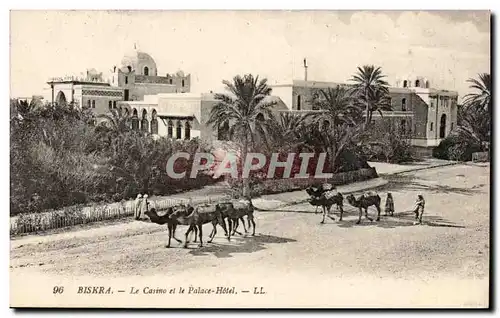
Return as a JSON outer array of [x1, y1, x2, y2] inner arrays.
[[145, 206, 198, 248], [306, 183, 337, 214], [307, 190, 344, 223], [346, 191, 382, 224], [168, 203, 230, 248], [228, 198, 256, 236]]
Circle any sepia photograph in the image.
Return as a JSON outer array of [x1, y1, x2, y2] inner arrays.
[[8, 8, 491, 308]]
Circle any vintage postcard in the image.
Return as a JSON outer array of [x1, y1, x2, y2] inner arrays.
[[9, 9, 491, 308]]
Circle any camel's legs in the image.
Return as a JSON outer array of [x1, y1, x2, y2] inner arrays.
[[172, 224, 182, 243], [240, 217, 248, 234], [248, 216, 256, 236], [198, 224, 203, 248], [418, 207, 424, 224], [327, 205, 335, 221], [208, 221, 217, 243], [321, 206, 326, 224], [356, 207, 362, 224], [166, 224, 173, 248], [376, 204, 381, 221], [184, 226, 193, 248], [365, 208, 373, 222], [232, 218, 243, 235], [338, 205, 344, 221]]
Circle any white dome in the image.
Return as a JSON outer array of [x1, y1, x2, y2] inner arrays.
[[120, 49, 157, 75]]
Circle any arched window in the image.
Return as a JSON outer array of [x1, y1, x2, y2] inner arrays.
[[439, 114, 447, 138], [91, 100, 96, 108], [113, 66, 116, 72], [169, 78, 173, 84], [403, 80, 408, 88], [415, 80, 420, 87], [218, 121, 230, 141], [400, 119, 406, 135], [176, 120, 182, 139], [141, 109, 149, 133], [87, 100, 91, 108], [402, 98, 406, 111], [125, 76, 128, 84], [113, 101, 117, 108], [131, 109, 139, 130], [151, 110, 158, 135], [297, 95, 301, 110], [127, 66, 132, 72], [109, 101, 112, 110], [182, 79, 185, 87], [144, 66, 149, 76], [425, 81, 430, 88], [184, 121, 191, 140], [167, 120, 173, 138]]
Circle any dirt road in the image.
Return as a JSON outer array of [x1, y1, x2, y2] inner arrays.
[[10, 164, 490, 308]]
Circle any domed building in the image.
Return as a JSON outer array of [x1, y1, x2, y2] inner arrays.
[[46, 47, 191, 118]]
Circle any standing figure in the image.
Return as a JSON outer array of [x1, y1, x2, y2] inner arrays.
[[134, 194, 143, 220], [384, 193, 395, 216], [413, 194, 425, 224], [139, 194, 150, 221]]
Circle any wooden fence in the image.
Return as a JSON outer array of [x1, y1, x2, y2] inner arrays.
[[10, 194, 231, 236], [10, 167, 378, 236]]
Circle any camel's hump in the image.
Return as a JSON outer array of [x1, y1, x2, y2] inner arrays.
[[196, 204, 217, 213], [322, 190, 339, 199]]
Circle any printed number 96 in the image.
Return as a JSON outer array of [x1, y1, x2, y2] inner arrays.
[[53, 286, 64, 294]]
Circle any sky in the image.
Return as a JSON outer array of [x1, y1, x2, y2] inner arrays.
[[10, 10, 490, 101]]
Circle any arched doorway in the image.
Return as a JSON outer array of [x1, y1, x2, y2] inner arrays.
[[56, 91, 67, 106], [151, 110, 158, 135], [131, 109, 139, 130], [439, 114, 447, 138], [140, 109, 149, 133], [167, 120, 173, 138], [176, 120, 182, 139], [144, 66, 149, 76], [184, 121, 191, 140]]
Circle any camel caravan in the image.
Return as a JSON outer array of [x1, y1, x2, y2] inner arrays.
[[142, 183, 425, 249], [145, 197, 256, 248], [305, 183, 425, 225]]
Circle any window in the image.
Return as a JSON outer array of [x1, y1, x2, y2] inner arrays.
[[400, 119, 406, 135], [297, 95, 301, 110], [430, 122, 433, 131], [151, 110, 158, 135], [182, 79, 185, 87], [132, 109, 139, 130], [127, 66, 132, 72], [425, 81, 429, 88], [451, 122, 454, 131], [176, 120, 182, 139], [109, 101, 112, 110], [402, 98, 406, 111], [113, 101, 117, 108], [141, 110, 149, 133], [403, 80, 408, 88], [169, 78, 173, 84], [125, 76, 128, 84], [144, 66, 149, 76], [415, 80, 420, 87], [167, 120, 173, 138], [87, 100, 91, 108], [91, 100, 96, 108], [184, 121, 191, 140]]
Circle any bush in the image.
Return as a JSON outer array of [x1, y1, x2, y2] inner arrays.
[[433, 135, 482, 162]]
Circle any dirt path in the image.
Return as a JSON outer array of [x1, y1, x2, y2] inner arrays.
[[10, 164, 490, 308]]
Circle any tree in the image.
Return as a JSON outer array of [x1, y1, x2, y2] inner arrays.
[[350, 65, 391, 129], [309, 86, 364, 172], [97, 107, 132, 135], [263, 112, 310, 153], [206, 74, 277, 197], [463, 73, 491, 114]]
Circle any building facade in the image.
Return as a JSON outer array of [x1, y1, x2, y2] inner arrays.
[[270, 76, 458, 149]]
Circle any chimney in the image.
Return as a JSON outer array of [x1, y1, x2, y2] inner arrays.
[[303, 58, 308, 82]]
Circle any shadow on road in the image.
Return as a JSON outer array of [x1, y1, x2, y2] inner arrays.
[[187, 234, 297, 258]]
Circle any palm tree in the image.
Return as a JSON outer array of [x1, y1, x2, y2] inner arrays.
[[264, 112, 309, 152], [463, 73, 491, 114], [206, 74, 277, 197], [309, 86, 364, 172], [97, 107, 132, 134], [350, 65, 390, 128]]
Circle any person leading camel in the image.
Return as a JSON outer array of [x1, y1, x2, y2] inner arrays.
[[139, 194, 150, 221], [384, 193, 395, 216], [413, 194, 425, 224], [134, 194, 143, 220]]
